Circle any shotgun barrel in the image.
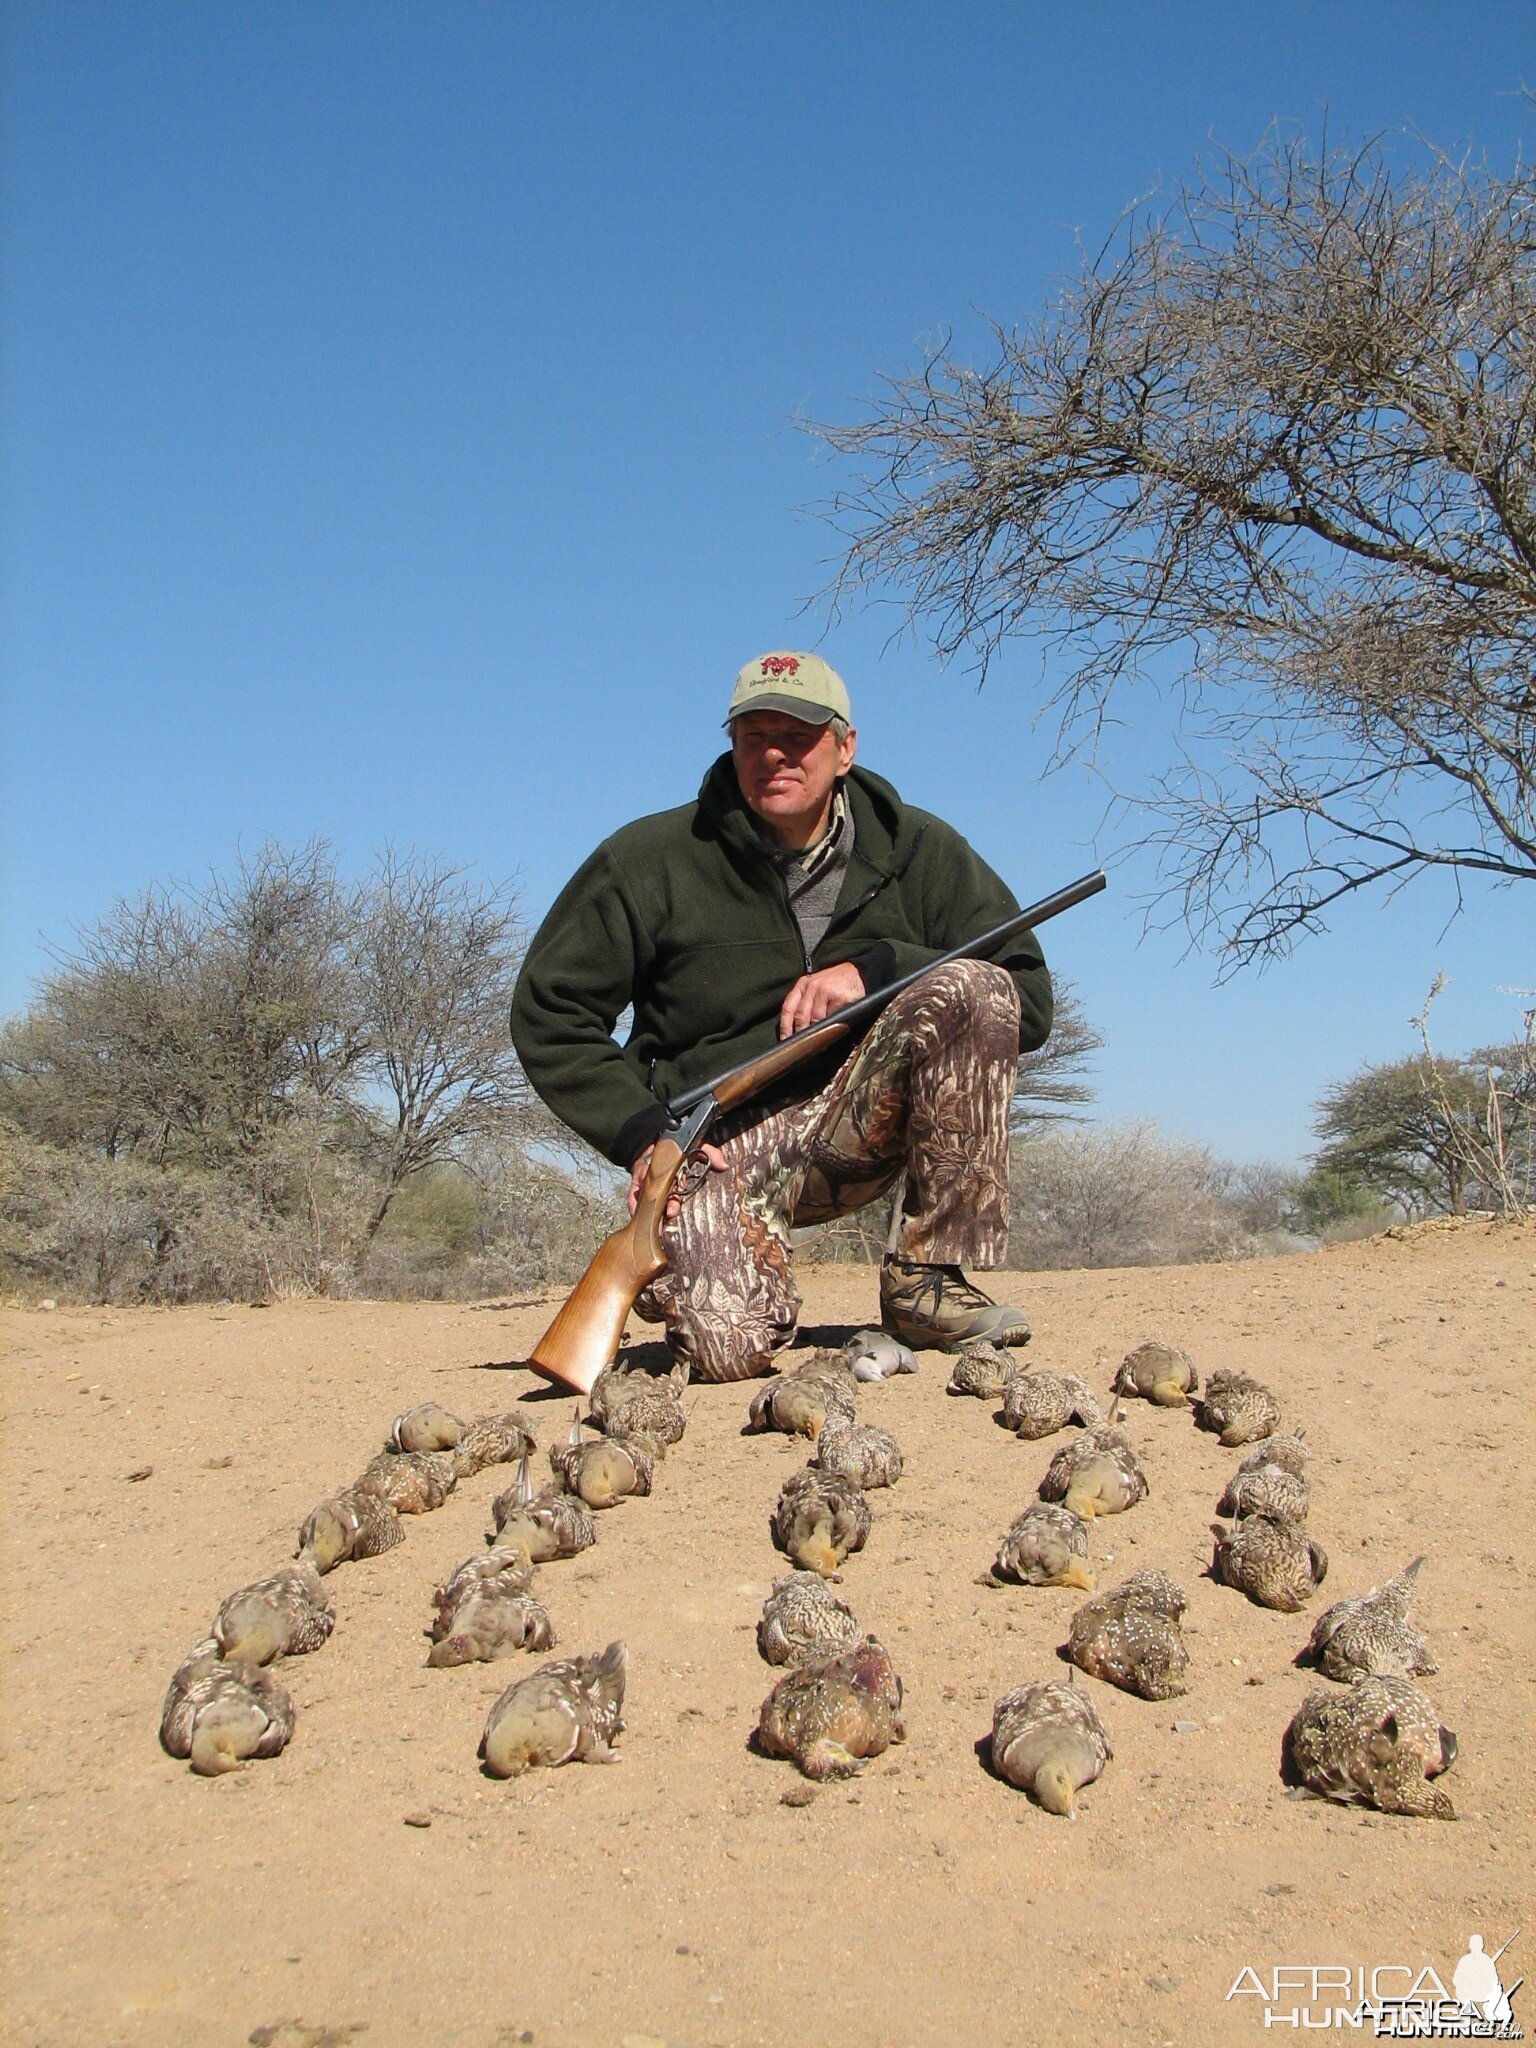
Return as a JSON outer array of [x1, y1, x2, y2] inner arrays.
[[668, 868, 1107, 1115]]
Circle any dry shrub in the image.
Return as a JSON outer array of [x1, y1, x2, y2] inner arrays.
[[0, 1113, 617, 1307], [0, 1118, 375, 1304], [792, 1122, 1296, 1273], [357, 1145, 623, 1301], [793, 1201, 894, 1267], [0, 1128, 180, 1302], [1007, 1120, 1291, 1270]]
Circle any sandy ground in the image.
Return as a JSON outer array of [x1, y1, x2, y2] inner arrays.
[[3, 1220, 1533, 2048]]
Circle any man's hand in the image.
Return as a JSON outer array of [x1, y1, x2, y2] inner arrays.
[[778, 961, 865, 1039], [627, 1140, 729, 1217]]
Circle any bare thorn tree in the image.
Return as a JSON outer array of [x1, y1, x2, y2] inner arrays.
[[814, 123, 1536, 967], [1012, 982, 1103, 1132], [354, 849, 533, 1239]]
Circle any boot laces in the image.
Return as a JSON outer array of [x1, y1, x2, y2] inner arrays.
[[895, 1262, 994, 1314], [934, 1264, 995, 1310]]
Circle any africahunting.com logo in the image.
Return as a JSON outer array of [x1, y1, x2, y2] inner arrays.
[[1227, 1930, 1522, 2036]]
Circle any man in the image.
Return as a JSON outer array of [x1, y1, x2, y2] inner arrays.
[[509, 651, 1053, 1381]]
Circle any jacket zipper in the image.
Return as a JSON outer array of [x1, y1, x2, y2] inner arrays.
[[815, 826, 929, 955], [779, 868, 813, 973], [757, 822, 927, 972]]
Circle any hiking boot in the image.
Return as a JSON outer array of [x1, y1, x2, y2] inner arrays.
[[878, 1257, 1031, 1352]]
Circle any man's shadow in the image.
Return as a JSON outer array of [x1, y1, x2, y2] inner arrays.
[[476, 1322, 870, 1393]]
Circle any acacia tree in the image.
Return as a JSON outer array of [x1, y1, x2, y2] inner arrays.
[[816, 125, 1536, 967], [0, 843, 539, 1287], [352, 849, 534, 1239], [1311, 1036, 1534, 1216], [1313, 1056, 1487, 1215], [0, 841, 364, 1164]]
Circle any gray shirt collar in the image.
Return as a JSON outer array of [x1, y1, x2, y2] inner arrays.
[[753, 785, 849, 884]]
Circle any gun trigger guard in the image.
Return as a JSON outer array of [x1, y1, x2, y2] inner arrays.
[[673, 1151, 714, 1202]]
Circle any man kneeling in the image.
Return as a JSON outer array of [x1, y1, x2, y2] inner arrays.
[[509, 652, 1053, 1381]]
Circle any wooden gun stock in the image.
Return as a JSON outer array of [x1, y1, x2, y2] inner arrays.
[[527, 1137, 685, 1395]]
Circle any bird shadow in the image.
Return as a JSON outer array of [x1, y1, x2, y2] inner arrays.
[[973, 1732, 1007, 1783], [796, 1321, 871, 1349], [612, 1340, 680, 1375], [1277, 1722, 1309, 1790]]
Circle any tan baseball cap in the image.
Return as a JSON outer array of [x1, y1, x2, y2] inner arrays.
[[725, 650, 851, 728]]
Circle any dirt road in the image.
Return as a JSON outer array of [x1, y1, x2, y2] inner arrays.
[[4, 1221, 1532, 2048]]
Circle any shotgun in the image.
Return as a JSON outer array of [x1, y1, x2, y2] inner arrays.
[[527, 868, 1107, 1392]]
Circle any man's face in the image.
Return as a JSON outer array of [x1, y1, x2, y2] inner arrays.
[[731, 712, 857, 838]]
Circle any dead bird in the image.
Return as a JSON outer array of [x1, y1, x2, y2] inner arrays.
[[587, 1361, 687, 1450], [1307, 1558, 1435, 1683], [296, 1484, 405, 1573], [1066, 1569, 1190, 1700], [358, 1448, 458, 1515], [840, 1329, 918, 1382], [945, 1339, 1012, 1399], [549, 1410, 654, 1508], [1211, 1514, 1328, 1612], [389, 1401, 464, 1453], [757, 1572, 863, 1666], [1236, 1430, 1311, 1479], [428, 1574, 554, 1667], [212, 1557, 335, 1665], [1198, 1369, 1282, 1447], [1002, 1368, 1103, 1439], [990, 1502, 1095, 1591], [489, 1447, 597, 1562], [771, 1466, 872, 1577], [480, 1641, 627, 1777], [757, 1637, 905, 1780], [1114, 1341, 1199, 1408], [434, 1544, 535, 1612], [1217, 1460, 1310, 1523], [1286, 1675, 1456, 1818], [813, 1410, 903, 1489], [452, 1411, 537, 1481], [160, 1638, 296, 1777], [746, 1357, 858, 1441], [990, 1679, 1111, 1815], [1037, 1423, 1147, 1521]]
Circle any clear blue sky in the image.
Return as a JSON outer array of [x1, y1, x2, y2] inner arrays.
[[3, 2, 1530, 1163]]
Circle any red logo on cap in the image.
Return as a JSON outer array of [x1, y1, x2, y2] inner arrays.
[[761, 655, 800, 678]]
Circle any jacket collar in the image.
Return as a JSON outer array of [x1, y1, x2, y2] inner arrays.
[[697, 755, 906, 870]]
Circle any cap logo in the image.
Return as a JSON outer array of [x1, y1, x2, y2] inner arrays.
[[760, 655, 800, 678]]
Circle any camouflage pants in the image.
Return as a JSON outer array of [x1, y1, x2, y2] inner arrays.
[[634, 959, 1020, 1382]]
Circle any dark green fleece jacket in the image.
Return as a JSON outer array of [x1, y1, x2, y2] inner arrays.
[[510, 758, 1053, 1168]]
